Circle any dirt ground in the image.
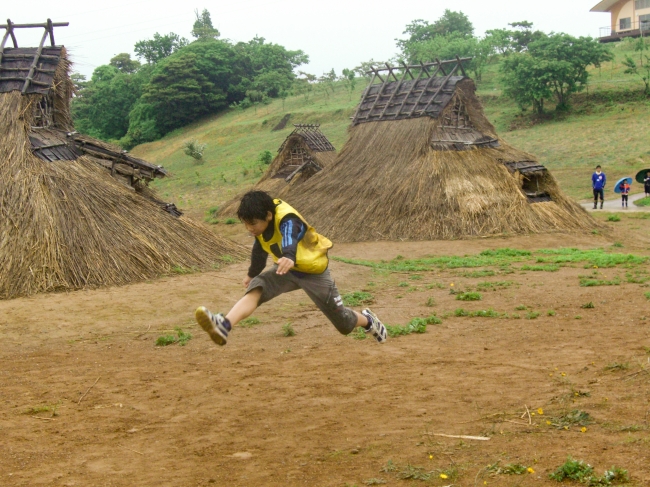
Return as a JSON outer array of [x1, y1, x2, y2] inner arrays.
[[3, 220, 650, 487]]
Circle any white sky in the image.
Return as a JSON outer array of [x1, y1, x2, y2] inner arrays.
[[4, 0, 610, 79]]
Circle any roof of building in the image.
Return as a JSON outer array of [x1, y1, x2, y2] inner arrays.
[[277, 124, 335, 153], [0, 46, 63, 94], [352, 57, 471, 125], [590, 0, 621, 12]]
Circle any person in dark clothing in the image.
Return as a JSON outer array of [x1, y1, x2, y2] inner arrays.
[[194, 190, 387, 346], [592, 165, 606, 209], [644, 171, 650, 198], [619, 180, 631, 208]]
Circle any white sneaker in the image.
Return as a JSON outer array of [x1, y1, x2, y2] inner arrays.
[[195, 306, 230, 346], [362, 308, 387, 344]]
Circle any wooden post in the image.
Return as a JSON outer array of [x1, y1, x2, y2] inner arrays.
[[456, 55, 467, 77], [407, 63, 444, 117], [393, 62, 430, 119], [47, 19, 55, 46], [21, 26, 50, 94], [419, 63, 460, 115], [7, 19, 18, 47]]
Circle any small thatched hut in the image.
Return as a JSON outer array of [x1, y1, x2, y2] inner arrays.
[[288, 58, 596, 241], [0, 20, 245, 299], [220, 124, 336, 215]]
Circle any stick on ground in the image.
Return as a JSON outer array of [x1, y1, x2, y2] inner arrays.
[[78, 376, 101, 404]]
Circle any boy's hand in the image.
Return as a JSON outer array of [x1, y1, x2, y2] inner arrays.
[[243, 275, 252, 287], [276, 257, 295, 275]]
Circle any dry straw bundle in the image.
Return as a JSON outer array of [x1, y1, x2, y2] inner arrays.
[[0, 51, 245, 299], [287, 79, 596, 241]]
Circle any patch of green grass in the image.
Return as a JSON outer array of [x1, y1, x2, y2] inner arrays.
[[456, 291, 482, 301], [364, 479, 387, 485], [634, 196, 650, 207], [381, 460, 399, 473], [156, 334, 177, 346], [454, 308, 501, 318], [549, 457, 594, 482], [351, 327, 367, 340], [607, 214, 621, 222], [397, 282, 409, 287], [520, 264, 560, 272], [224, 217, 238, 225], [204, 206, 220, 224], [476, 280, 513, 290], [575, 315, 582, 319], [342, 291, 374, 307], [581, 302, 595, 309], [550, 410, 593, 429], [156, 327, 192, 346], [425, 297, 436, 307], [426, 282, 445, 289], [579, 277, 621, 287], [515, 305, 528, 310], [170, 265, 198, 275], [611, 242, 624, 248], [525, 311, 541, 320], [175, 327, 192, 346], [548, 310, 556, 316], [645, 292, 650, 300], [238, 317, 261, 327], [386, 315, 440, 337], [282, 322, 295, 337], [23, 403, 60, 417], [459, 269, 496, 278], [409, 275, 423, 280]]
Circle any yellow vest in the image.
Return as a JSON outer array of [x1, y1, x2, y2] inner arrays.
[[256, 199, 332, 274]]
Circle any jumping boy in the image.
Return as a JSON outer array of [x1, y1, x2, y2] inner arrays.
[[592, 165, 606, 209], [195, 191, 387, 346]]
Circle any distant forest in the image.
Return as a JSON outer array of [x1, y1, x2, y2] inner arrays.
[[71, 8, 649, 148]]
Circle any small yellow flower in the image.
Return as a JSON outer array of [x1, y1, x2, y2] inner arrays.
[[450, 283, 454, 287], [527, 467, 535, 474], [561, 372, 566, 377], [484, 482, 488, 486], [531, 412, 535, 416], [549, 372, 553, 376], [564, 426, 569, 430], [440, 473, 449, 479], [575, 392, 579, 396], [537, 408, 544, 415], [581, 427, 587, 433], [594, 265, 598, 268], [429, 454, 433, 459], [554, 367, 558, 370], [605, 397, 609, 401], [546, 420, 552, 425]]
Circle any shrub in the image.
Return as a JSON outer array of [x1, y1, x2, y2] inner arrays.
[[258, 150, 273, 165], [183, 139, 206, 161], [456, 292, 482, 301]]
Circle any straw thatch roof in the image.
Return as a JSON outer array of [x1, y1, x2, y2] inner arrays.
[[0, 30, 245, 299], [219, 124, 336, 215], [284, 60, 596, 242]]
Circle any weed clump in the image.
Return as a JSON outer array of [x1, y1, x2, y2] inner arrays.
[[456, 291, 482, 301], [156, 327, 192, 346], [342, 291, 374, 307], [282, 322, 295, 337], [385, 315, 440, 337]]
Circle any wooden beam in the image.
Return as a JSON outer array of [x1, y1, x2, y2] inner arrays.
[[351, 72, 376, 123], [418, 63, 460, 116], [456, 55, 467, 77], [0, 21, 69, 29], [378, 63, 410, 119], [407, 63, 444, 117]]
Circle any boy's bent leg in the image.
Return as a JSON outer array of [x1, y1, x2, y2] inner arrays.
[[298, 270, 378, 338], [195, 307, 231, 346]]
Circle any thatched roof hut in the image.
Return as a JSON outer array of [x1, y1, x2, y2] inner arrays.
[[287, 58, 596, 241], [220, 124, 336, 215], [0, 20, 245, 299]]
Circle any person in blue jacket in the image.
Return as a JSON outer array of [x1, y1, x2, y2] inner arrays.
[[592, 165, 606, 209]]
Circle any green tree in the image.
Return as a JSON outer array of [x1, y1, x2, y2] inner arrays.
[[109, 53, 141, 73], [508, 21, 545, 52], [623, 53, 650, 96], [134, 32, 189, 64], [341, 68, 357, 100], [397, 10, 473, 57], [500, 33, 612, 112], [192, 8, 220, 40]]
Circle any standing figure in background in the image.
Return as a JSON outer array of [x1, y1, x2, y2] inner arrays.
[[592, 165, 606, 210], [619, 179, 631, 208], [644, 171, 650, 198]]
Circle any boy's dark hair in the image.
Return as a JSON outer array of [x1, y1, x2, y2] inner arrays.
[[237, 191, 276, 222], [596, 165, 601, 169]]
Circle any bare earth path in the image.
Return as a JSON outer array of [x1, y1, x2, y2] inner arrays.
[[2, 230, 650, 486]]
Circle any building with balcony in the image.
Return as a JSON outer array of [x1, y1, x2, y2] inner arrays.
[[592, 0, 650, 41]]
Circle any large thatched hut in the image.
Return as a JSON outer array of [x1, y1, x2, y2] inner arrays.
[[288, 58, 596, 241], [0, 20, 245, 299], [220, 124, 336, 214]]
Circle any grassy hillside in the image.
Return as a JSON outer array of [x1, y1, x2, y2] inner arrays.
[[131, 41, 650, 221]]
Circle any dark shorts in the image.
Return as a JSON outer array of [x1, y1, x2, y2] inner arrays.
[[246, 266, 358, 335], [593, 189, 604, 201]]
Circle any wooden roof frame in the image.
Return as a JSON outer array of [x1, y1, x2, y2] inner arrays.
[[0, 19, 69, 94], [351, 56, 472, 125]]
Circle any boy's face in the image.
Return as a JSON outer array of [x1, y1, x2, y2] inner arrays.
[[243, 211, 273, 237]]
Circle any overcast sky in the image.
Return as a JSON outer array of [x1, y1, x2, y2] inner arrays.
[[5, 0, 610, 78]]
